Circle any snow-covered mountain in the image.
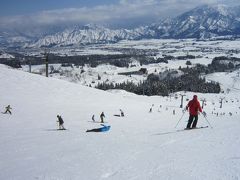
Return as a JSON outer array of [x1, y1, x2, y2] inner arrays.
[[0, 26, 68, 48], [28, 5, 240, 48], [0, 31, 33, 48], [150, 4, 240, 39], [2, 4, 240, 48], [28, 24, 155, 48]]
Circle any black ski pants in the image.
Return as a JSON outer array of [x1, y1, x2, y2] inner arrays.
[[86, 128, 102, 132], [186, 115, 198, 128]]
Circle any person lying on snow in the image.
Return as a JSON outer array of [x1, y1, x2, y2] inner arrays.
[[86, 124, 111, 132]]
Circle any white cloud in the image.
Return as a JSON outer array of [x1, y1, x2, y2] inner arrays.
[[0, 0, 239, 30]]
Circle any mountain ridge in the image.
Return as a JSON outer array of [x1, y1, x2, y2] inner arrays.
[[1, 4, 240, 48]]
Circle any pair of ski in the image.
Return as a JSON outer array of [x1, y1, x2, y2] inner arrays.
[[155, 126, 209, 136], [1, 112, 11, 114], [178, 126, 208, 132], [57, 128, 67, 131]]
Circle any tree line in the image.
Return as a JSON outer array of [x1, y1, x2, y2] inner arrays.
[[0, 53, 197, 68], [96, 67, 221, 96]]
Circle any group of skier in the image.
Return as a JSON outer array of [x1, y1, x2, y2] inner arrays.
[[2, 95, 208, 132], [56, 111, 110, 132]]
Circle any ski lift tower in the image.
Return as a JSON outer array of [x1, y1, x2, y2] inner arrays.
[[219, 97, 225, 109], [28, 59, 31, 73], [25, 57, 31, 73], [200, 99, 206, 109], [43, 49, 50, 77], [180, 94, 186, 108]]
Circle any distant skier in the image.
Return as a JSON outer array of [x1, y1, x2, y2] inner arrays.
[[57, 115, 65, 130], [120, 109, 124, 117], [100, 112, 105, 123], [92, 115, 95, 122], [3, 105, 12, 115], [149, 104, 154, 113], [86, 124, 111, 132], [185, 95, 202, 129]]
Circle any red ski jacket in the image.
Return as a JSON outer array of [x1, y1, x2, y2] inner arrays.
[[187, 96, 202, 116]]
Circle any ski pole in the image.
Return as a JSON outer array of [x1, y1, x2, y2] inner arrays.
[[201, 113, 213, 128], [175, 110, 186, 128]]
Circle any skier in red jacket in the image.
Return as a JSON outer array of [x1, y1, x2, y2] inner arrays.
[[186, 95, 202, 129]]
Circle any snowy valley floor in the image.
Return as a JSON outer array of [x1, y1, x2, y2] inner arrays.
[[0, 65, 240, 180]]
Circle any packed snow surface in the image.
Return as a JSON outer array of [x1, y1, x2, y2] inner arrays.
[[1, 65, 240, 180]]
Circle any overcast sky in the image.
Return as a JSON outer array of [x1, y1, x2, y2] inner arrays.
[[0, 0, 240, 29]]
